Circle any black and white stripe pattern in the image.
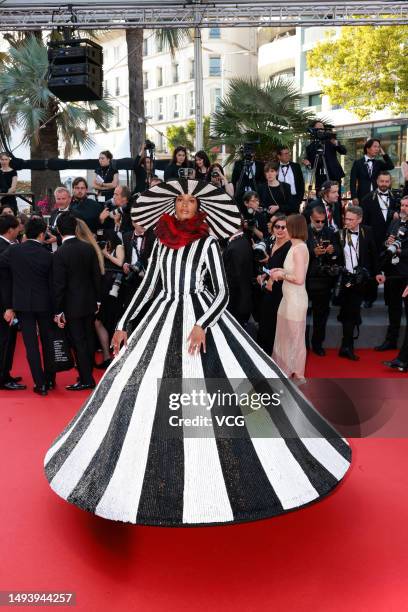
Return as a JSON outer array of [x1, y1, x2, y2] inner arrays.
[[131, 179, 242, 239], [44, 236, 351, 526]]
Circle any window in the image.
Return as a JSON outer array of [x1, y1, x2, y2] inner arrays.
[[211, 88, 222, 112], [115, 76, 120, 96], [157, 38, 163, 53], [103, 79, 109, 95], [189, 59, 195, 80], [189, 90, 195, 115], [115, 106, 121, 127], [143, 71, 149, 90], [158, 97, 164, 120], [209, 55, 221, 76], [157, 67, 163, 87], [172, 63, 179, 83], [113, 46, 120, 62], [173, 94, 179, 118], [308, 92, 322, 110], [143, 38, 148, 56], [209, 27, 221, 39]]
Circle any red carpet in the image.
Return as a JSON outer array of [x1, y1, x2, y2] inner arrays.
[[1, 340, 407, 611]]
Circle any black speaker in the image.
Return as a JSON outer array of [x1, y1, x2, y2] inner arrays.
[[47, 38, 103, 102]]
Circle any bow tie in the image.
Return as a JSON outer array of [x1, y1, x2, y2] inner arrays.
[[378, 191, 389, 196], [366, 159, 374, 163], [280, 164, 290, 167], [348, 230, 359, 235]]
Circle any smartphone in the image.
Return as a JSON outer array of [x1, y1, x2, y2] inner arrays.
[[262, 266, 270, 275], [321, 240, 330, 247]]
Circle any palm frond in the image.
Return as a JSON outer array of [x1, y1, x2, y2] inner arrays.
[[155, 28, 192, 57]]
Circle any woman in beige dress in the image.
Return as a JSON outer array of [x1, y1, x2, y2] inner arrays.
[[270, 214, 309, 383]]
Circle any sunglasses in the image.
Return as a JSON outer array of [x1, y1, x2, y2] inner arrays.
[[274, 224, 286, 230], [313, 219, 325, 224]]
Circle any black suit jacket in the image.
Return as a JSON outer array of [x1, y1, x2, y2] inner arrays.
[[53, 237, 102, 318], [231, 160, 265, 190], [122, 228, 156, 268], [222, 234, 253, 319], [305, 140, 346, 182], [339, 225, 380, 276], [0, 240, 53, 312], [279, 162, 305, 206], [350, 155, 394, 201], [0, 236, 13, 311], [306, 225, 343, 280], [361, 191, 399, 252], [303, 196, 343, 229]]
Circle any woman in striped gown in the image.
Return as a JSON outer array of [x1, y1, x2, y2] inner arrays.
[[44, 180, 351, 526]]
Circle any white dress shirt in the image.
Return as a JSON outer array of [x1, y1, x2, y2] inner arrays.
[[343, 227, 360, 273], [278, 164, 296, 195]]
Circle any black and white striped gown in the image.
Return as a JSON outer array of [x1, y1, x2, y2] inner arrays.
[[44, 236, 351, 526]]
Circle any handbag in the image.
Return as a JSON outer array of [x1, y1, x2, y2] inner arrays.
[[44, 323, 75, 373]]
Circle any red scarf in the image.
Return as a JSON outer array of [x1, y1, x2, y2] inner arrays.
[[155, 212, 209, 249]]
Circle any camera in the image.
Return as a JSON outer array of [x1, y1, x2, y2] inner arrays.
[[382, 224, 408, 264], [109, 273, 124, 298], [178, 167, 195, 179], [334, 266, 370, 298], [98, 240, 108, 250], [307, 125, 337, 142], [125, 260, 145, 282], [145, 139, 155, 151], [211, 170, 220, 178], [239, 138, 261, 162]]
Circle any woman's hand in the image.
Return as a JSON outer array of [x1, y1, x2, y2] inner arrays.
[[402, 285, 408, 299], [187, 325, 206, 355], [270, 267, 284, 281], [268, 204, 279, 215], [111, 330, 128, 356]]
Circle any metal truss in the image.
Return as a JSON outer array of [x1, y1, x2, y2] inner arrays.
[[1, 1, 408, 30]]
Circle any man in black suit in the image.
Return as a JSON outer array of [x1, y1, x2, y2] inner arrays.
[[277, 146, 305, 212], [350, 138, 394, 205], [383, 284, 408, 372], [53, 214, 102, 391], [0, 214, 25, 390], [376, 197, 408, 352], [0, 217, 55, 395], [46, 186, 72, 251], [99, 184, 133, 238], [231, 152, 265, 206], [303, 180, 343, 230], [222, 227, 253, 327], [70, 177, 103, 234], [337, 206, 385, 360], [303, 121, 347, 192], [122, 220, 155, 310], [306, 206, 343, 356]]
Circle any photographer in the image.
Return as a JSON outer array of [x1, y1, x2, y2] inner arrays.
[[70, 177, 104, 234], [303, 180, 343, 230], [375, 196, 408, 352], [194, 151, 211, 182], [231, 146, 264, 206], [122, 218, 156, 311], [222, 224, 253, 327], [99, 185, 133, 237], [306, 206, 342, 356], [242, 191, 268, 242], [303, 121, 346, 192], [95, 230, 126, 369], [134, 140, 155, 194], [350, 138, 394, 205], [337, 206, 384, 360], [164, 146, 191, 181], [383, 284, 408, 373], [209, 163, 234, 197]]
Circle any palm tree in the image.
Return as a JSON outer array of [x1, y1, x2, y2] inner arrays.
[[0, 35, 113, 202], [210, 76, 317, 162], [126, 28, 192, 159]]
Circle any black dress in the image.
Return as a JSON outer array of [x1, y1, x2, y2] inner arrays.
[[257, 240, 292, 354], [258, 182, 292, 215], [97, 236, 125, 337], [164, 163, 192, 181], [95, 164, 118, 201], [0, 169, 18, 213]]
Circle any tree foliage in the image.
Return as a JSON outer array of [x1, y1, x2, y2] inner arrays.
[[307, 25, 408, 119], [210, 76, 316, 162], [166, 117, 216, 159]]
